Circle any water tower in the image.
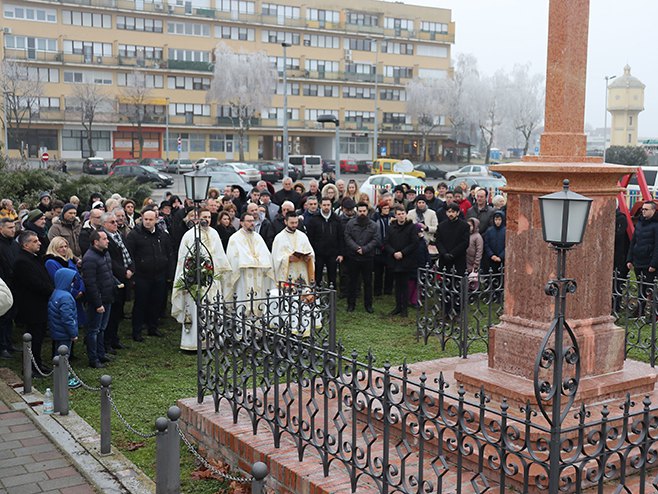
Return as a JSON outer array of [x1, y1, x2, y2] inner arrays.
[[607, 65, 645, 146]]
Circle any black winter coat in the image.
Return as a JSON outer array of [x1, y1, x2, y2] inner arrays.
[[23, 221, 49, 257], [82, 247, 116, 308], [105, 232, 134, 283], [344, 217, 378, 261], [306, 212, 343, 258], [273, 189, 302, 209], [384, 220, 418, 272], [12, 249, 54, 326], [0, 234, 18, 284], [436, 218, 470, 273], [627, 215, 658, 269], [126, 224, 174, 280], [614, 209, 630, 272]]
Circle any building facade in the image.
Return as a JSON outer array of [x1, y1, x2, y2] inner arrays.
[[1, 0, 454, 162], [607, 65, 645, 148]]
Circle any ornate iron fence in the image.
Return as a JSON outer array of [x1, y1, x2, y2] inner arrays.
[[201, 288, 658, 493]]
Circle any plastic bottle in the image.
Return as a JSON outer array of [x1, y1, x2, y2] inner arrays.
[[43, 388, 54, 415]]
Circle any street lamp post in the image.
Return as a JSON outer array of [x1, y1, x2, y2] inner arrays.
[[165, 97, 170, 162], [317, 114, 340, 181], [367, 38, 380, 161], [536, 179, 592, 494], [281, 42, 291, 178], [2, 92, 8, 160], [183, 164, 211, 404], [603, 74, 616, 155]]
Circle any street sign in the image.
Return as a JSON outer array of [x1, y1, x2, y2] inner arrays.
[[41, 152, 49, 162], [177, 136, 182, 152]]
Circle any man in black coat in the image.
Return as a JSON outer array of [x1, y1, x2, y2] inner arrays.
[[0, 218, 18, 358], [82, 230, 116, 368], [306, 197, 344, 288], [627, 201, 658, 316], [384, 205, 418, 317], [273, 177, 302, 209], [436, 202, 470, 317], [344, 202, 378, 313], [102, 212, 134, 353], [12, 231, 54, 373], [126, 209, 174, 341]]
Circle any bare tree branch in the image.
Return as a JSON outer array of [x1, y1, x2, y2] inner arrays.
[[71, 83, 112, 157]]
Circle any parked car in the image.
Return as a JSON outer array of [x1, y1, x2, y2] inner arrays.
[[340, 159, 358, 173], [220, 162, 261, 184], [322, 160, 336, 173], [194, 157, 222, 168], [82, 157, 108, 175], [446, 176, 507, 192], [288, 155, 322, 178], [251, 162, 282, 183], [359, 174, 428, 204], [140, 158, 166, 170], [109, 164, 174, 188], [206, 169, 251, 192], [272, 162, 300, 181], [446, 164, 494, 181], [165, 159, 194, 173], [356, 160, 372, 174], [414, 163, 447, 179], [371, 158, 426, 179], [110, 158, 140, 172]]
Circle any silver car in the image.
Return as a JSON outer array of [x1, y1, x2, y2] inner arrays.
[[222, 162, 261, 185], [165, 159, 194, 173]]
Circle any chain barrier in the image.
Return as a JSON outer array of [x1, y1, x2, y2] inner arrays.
[[177, 424, 253, 483], [27, 347, 54, 377], [107, 390, 158, 439], [66, 362, 102, 392]]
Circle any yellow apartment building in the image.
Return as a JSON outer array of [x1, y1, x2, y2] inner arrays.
[[0, 0, 454, 162]]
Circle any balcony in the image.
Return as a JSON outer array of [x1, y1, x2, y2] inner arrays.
[[216, 116, 260, 127], [3, 49, 63, 63], [167, 60, 214, 72], [118, 56, 167, 69]]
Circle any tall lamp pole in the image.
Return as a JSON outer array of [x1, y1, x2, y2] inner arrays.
[[373, 40, 379, 161], [281, 42, 291, 178], [165, 97, 170, 162], [2, 92, 8, 160], [317, 114, 340, 181], [603, 74, 616, 155]]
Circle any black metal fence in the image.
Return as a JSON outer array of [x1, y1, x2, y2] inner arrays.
[[201, 283, 658, 493]]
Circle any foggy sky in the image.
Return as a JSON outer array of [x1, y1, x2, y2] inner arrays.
[[398, 0, 656, 139]]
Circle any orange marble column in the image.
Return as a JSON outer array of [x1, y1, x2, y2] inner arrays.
[[454, 0, 656, 405]]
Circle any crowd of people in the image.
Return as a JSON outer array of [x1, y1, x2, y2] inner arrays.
[[0, 175, 509, 379]]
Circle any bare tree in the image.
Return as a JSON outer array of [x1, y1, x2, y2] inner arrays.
[[473, 71, 511, 164], [444, 54, 480, 148], [0, 61, 43, 160], [405, 78, 449, 162], [121, 70, 153, 159], [207, 43, 276, 161], [507, 64, 544, 156], [71, 83, 112, 157]]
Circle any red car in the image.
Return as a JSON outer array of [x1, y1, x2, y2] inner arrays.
[[340, 159, 358, 173], [110, 158, 140, 173]]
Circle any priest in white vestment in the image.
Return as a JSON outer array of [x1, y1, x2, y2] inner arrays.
[[225, 212, 275, 309], [271, 213, 315, 285], [172, 208, 231, 351]]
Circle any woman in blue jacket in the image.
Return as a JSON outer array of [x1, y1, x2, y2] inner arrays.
[[483, 211, 506, 274], [45, 236, 86, 326]]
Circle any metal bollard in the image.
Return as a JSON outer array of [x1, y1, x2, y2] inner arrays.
[[22, 333, 32, 394], [52, 355, 61, 413], [100, 375, 112, 455], [165, 406, 181, 494], [155, 416, 170, 494], [251, 461, 268, 494], [57, 345, 69, 416]]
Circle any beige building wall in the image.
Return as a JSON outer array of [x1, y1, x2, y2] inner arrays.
[[1, 0, 454, 162]]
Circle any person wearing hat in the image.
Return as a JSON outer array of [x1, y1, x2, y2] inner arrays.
[[122, 199, 140, 229], [48, 203, 82, 257], [37, 192, 52, 214], [259, 190, 279, 222], [407, 196, 438, 245], [392, 186, 407, 209], [404, 188, 417, 211], [23, 209, 49, 257]]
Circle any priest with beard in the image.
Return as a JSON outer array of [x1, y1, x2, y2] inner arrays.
[[271, 212, 315, 285], [171, 207, 230, 351]]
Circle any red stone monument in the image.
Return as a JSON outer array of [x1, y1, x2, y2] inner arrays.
[[454, 0, 657, 406]]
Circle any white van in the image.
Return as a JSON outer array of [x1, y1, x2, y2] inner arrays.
[[626, 166, 658, 194], [288, 155, 322, 178]]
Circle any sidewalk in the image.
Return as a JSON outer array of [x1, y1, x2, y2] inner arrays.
[[0, 369, 155, 494]]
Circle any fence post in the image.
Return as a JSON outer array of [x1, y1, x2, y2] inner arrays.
[[100, 375, 112, 455], [22, 333, 32, 394], [166, 406, 181, 494], [57, 345, 69, 416], [460, 272, 469, 358], [52, 355, 61, 413], [155, 416, 169, 494], [328, 289, 336, 354], [251, 461, 268, 494]]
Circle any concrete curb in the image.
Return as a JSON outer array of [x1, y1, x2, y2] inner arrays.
[[0, 371, 155, 494]]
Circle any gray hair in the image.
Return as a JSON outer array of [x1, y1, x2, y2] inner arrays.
[[111, 207, 125, 215], [101, 212, 116, 224], [18, 230, 37, 246]]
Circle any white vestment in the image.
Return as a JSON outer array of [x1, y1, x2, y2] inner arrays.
[[225, 229, 275, 305], [271, 229, 316, 284], [171, 226, 230, 351]]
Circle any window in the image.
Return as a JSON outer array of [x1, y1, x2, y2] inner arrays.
[[264, 108, 299, 120], [417, 68, 447, 79], [262, 3, 299, 19], [27, 67, 59, 83], [118, 45, 163, 60], [342, 86, 374, 99], [269, 56, 300, 71], [37, 97, 60, 110], [340, 136, 369, 155], [302, 34, 339, 49], [384, 17, 413, 31], [64, 70, 112, 85], [9, 129, 57, 152], [305, 109, 337, 121], [4, 36, 57, 52], [62, 130, 111, 153], [189, 134, 206, 152], [167, 76, 210, 90], [383, 112, 409, 124], [345, 62, 375, 76], [216, 0, 254, 14], [169, 103, 210, 116], [117, 15, 163, 32], [167, 21, 210, 36], [306, 8, 339, 24], [62, 10, 110, 27], [346, 12, 379, 27], [304, 60, 339, 73], [345, 111, 374, 123], [416, 44, 448, 58], [303, 84, 337, 97], [118, 73, 163, 88], [4, 4, 56, 22], [215, 26, 254, 41], [384, 65, 414, 80], [629, 116, 634, 126], [346, 38, 376, 52], [168, 49, 210, 62], [420, 21, 449, 34], [380, 89, 406, 101], [275, 82, 299, 95], [381, 41, 414, 55], [64, 40, 112, 57], [209, 134, 225, 152], [261, 30, 299, 45]]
